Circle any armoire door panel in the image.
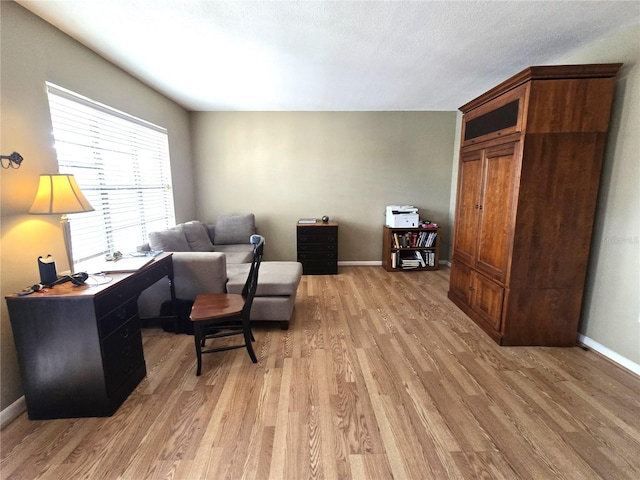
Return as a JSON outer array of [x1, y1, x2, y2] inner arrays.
[[449, 260, 472, 304], [452, 151, 483, 266], [471, 272, 504, 332], [475, 142, 519, 282]]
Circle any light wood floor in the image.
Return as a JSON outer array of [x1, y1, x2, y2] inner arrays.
[[2, 266, 639, 480]]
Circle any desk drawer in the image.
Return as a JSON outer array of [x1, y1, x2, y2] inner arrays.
[[95, 278, 139, 318], [132, 259, 173, 291], [102, 316, 144, 396], [97, 297, 138, 338]]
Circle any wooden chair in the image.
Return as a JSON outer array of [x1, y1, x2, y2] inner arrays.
[[189, 235, 264, 376]]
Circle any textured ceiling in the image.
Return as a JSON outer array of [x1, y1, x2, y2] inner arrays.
[[17, 0, 640, 111]]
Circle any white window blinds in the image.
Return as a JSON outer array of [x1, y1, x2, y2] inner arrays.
[[46, 83, 176, 266]]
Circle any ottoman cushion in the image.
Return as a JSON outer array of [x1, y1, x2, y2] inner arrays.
[[227, 262, 302, 296]]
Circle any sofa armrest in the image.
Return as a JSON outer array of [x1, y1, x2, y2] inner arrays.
[[172, 251, 227, 297], [137, 251, 227, 317]]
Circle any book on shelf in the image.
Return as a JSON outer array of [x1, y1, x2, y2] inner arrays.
[[401, 259, 420, 269], [391, 230, 437, 249]]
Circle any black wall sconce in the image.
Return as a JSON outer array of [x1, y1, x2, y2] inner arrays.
[[1, 152, 24, 169]]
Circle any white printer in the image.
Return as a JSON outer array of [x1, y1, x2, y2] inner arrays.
[[385, 205, 419, 228]]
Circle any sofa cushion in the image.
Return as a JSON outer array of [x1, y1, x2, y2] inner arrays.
[[181, 221, 214, 252], [227, 262, 302, 296], [149, 228, 190, 252], [214, 214, 256, 245], [218, 251, 253, 264], [212, 244, 253, 264]]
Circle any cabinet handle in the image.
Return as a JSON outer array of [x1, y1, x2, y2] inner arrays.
[[116, 307, 127, 319], [120, 327, 130, 339]]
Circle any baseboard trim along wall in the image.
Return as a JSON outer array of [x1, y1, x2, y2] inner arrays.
[[1, 396, 26, 430], [338, 261, 381, 266], [578, 334, 640, 377], [337, 261, 450, 267]]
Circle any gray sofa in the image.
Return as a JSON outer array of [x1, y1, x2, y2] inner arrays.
[[137, 215, 302, 329]]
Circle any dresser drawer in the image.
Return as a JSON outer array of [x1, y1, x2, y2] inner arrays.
[[97, 297, 138, 338], [297, 251, 338, 261], [297, 243, 337, 253], [300, 260, 338, 275], [297, 234, 338, 244], [102, 316, 144, 396], [297, 226, 338, 236]]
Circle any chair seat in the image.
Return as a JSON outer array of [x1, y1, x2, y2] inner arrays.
[[191, 293, 244, 321]]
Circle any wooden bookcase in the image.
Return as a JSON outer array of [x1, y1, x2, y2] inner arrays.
[[382, 225, 439, 272]]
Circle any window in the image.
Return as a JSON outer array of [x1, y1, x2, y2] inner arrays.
[[46, 83, 175, 267]]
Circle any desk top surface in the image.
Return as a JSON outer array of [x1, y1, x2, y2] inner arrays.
[[6, 252, 172, 301]]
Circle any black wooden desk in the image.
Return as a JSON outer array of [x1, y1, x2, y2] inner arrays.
[[5, 253, 175, 420]]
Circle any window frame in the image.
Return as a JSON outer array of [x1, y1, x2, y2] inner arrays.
[[46, 82, 176, 267]]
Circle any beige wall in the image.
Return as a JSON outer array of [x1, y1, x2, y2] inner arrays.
[[552, 24, 640, 365], [0, 2, 195, 410], [191, 111, 457, 263]]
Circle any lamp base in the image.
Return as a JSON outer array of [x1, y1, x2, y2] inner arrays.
[[61, 214, 74, 274]]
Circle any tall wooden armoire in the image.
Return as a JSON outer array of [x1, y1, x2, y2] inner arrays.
[[448, 64, 622, 346]]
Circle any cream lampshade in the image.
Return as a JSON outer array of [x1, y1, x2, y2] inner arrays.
[[29, 174, 94, 272]]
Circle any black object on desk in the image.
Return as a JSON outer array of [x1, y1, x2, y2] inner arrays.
[[5, 253, 176, 420], [37, 255, 57, 285]]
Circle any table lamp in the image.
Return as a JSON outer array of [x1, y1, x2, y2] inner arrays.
[[29, 173, 94, 272]]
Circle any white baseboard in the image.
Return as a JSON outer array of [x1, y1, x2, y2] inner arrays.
[[578, 334, 640, 376], [0, 396, 26, 429], [338, 261, 381, 266], [338, 261, 452, 267]]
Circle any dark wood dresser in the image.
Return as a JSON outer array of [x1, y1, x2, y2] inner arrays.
[[297, 221, 338, 274], [5, 253, 175, 419]]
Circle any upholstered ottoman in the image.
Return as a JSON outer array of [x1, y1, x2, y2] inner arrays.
[[226, 261, 303, 330]]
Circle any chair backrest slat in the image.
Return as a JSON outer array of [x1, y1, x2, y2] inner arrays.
[[242, 235, 264, 316]]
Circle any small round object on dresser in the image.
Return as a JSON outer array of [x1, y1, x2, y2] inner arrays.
[[321, 215, 329, 223]]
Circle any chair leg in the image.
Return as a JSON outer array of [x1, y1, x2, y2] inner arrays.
[[243, 321, 257, 363], [194, 323, 203, 376]]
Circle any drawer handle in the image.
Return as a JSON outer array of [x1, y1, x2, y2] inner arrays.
[[121, 345, 132, 357], [115, 307, 127, 319], [120, 327, 130, 339]]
